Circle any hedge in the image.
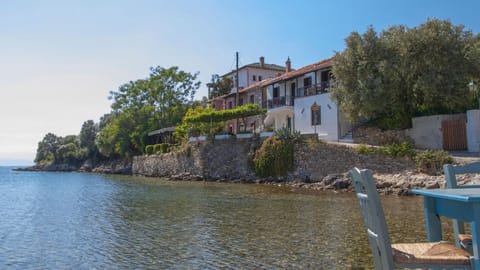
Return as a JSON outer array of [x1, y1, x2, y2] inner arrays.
[[184, 104, 266, 123], [145, 143, 173, 155]]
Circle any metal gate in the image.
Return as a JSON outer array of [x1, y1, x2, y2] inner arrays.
[[442, 119, 467, 151]]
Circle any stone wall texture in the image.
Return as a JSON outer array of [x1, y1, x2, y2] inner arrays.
[[133, 139, 416, 183], [353, 127, 411, 146], [293, 142, 415, 182], [133, 139, 256, 180]]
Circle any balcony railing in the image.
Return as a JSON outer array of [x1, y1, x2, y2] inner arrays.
[[261, 96, 294, 109], [260, 81, 331, 110], [296, 81, 330, 97]]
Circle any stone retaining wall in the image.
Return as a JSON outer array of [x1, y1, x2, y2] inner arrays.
[[353, 127, 411, 146], [133, 139, 256, 180], [134, 139, 416, 183], [293, 142, 416, 182]]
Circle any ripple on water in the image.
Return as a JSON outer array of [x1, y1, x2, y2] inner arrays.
[[0, 168, 435, 269]]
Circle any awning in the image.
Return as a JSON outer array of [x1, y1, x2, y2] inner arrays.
[[148, 126, 177, 136]]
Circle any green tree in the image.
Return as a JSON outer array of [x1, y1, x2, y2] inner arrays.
[[55, 135, 86, 165], [98, 66, 201, 158], [79, 120, 99, 160], [34, 133, 86, 165], [96, 121, 118, 158], [206, 74, 232, 98], [34, 133, 61, 164], [331, 19, 480, 129]]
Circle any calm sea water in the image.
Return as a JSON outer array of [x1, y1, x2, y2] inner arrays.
[[0, 166, 450, 269]]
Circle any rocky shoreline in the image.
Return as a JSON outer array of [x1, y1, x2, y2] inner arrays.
[[15, 159, 132, 174], [132, 140, 480, 195], [155, 167, 480, 196], [15, 164, 480, 196], [16, 148, 480, 196]]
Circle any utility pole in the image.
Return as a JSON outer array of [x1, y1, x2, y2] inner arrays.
[[235, 51, 239, 133], [235, 52, 239, 106]]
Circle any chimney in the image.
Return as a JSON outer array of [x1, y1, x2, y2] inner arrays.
[[259, 56, 265, 67], [286, 57, 291, 73]]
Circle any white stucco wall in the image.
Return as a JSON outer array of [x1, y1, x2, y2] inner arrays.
[[294, 93, 339, 141], [467, 110, 480, 152], [271, 110, 294, 130], [230, 67, 284, 94], [247, 68, 282, 85], [408, 114, 466, 150], [297, 73, 315, 88]]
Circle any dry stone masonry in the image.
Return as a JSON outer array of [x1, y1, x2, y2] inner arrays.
[[133, 138, 477, 195]]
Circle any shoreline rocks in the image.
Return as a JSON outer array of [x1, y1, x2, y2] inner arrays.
[[16, 139, 480, 196], [15, 164, 480, 196], [16, 159, 132, 175]]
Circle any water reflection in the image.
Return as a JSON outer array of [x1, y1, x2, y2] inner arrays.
[[0, 168, 455, 269]]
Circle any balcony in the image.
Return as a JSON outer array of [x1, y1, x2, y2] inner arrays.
[[262, 96, 294, 109], [296, 81, 330, 97]]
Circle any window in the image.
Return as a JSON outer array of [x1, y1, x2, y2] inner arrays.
[[273, 86, 279, 98], [321, 70, 329, 82], [304, 77, 312, 88], [258, 75, 262, 81], [228, 101, 233, 109], [249, 94, 255, 104], [239, 98, 244, 106], [253, 75, 257, 81], [311, 103, 321, 126]]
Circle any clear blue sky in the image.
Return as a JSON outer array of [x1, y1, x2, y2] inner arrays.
[[1, 0, 479, 165]]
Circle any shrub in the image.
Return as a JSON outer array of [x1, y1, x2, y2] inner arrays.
[[146, 143, 173, 155], [172, 143, 192, 157], [253, 136, 294, 177], [381, 142, 416, 159], [415, 150, 454, 175], [160, 143, 166, 153], [153, 144, 162, 154], [160, 143, 172, 153], [274, 127, 302, 142], [145, 145, 154, 155], [353, 142, 415, 159], [353, 144, 374, 155]]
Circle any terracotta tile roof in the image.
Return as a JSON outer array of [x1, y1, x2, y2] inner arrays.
[[238, 77, 276, 93], [238, 57, 333, 94], [212, 93, 230, 100], [267, 57, 333, 85]]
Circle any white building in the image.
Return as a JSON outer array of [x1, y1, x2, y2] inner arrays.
[[217, 56, 286, 133], [222, 56, 286, 94], [216, 56, 353, 141], [261, 57, 352, 141]]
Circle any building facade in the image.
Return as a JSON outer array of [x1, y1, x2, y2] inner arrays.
[[214, 56, 352, 141], [263, 58, 351, 141], [215, 56, 286, 133]]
